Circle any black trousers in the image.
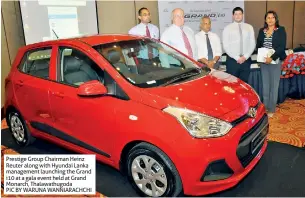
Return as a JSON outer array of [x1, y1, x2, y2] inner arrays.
[[226, 56, 251, 83]]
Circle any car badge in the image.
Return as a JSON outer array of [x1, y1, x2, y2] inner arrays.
[[248, 107, 257, 118]]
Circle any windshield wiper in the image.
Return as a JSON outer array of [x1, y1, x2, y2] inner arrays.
[[160, 68, 201, 86], [181, 67, 202, 74]]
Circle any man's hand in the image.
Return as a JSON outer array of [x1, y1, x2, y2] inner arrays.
[[207, 61, 215, 68], [198, 58, 209, 65], [237, 56, 246, 64], [265, 57, 273, 64]]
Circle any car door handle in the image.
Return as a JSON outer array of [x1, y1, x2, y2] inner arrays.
[[16, 80, 24, 86], [52, 92, 65, 98]]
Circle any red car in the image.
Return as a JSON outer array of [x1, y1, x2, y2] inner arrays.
[[4, 34, 269, 197]]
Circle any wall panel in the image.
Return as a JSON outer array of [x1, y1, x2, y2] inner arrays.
[[14, 1, 25, 44], [244, 1, 267, 39], [96, 1, 136, 34], [1, 1, 24, 63], [267, 1, 294, 48], [293, 1, 305, 48]]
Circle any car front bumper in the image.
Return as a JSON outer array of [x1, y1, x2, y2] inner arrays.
[[187, 139, 268, 196], [170, 105, 269, 196]]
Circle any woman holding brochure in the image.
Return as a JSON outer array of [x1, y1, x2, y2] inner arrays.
[[256, 10, 287, 117]]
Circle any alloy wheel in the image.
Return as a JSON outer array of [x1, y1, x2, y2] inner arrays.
[[10, 115, 25, 142], [131, 155, 168, 197]]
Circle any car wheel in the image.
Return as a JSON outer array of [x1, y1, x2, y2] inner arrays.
[[7, 110, 34, 147], [126, 142, 183, 197]]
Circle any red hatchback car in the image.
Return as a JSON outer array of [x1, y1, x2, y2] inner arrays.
[[4, 34, 269, 197]]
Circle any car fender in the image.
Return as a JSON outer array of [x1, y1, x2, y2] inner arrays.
[[110, 102, 185, 172]]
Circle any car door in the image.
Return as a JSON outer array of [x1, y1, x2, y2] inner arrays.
[[48, 45, 122, 159], [12, 46, 55, 131]]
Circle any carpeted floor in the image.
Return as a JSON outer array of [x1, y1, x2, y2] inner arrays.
[[1, 99, 305, 197], [268, 99, 305, 148]]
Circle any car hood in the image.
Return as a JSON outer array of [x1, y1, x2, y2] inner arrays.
[[139, 70, 260, 121]]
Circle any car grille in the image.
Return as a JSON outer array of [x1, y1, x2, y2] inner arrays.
[[236, 114, 269, 168]]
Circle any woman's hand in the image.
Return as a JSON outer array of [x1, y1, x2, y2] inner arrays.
[[265, 57, 273, 64]]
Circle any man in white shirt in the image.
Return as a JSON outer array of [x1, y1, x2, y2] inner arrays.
[[128, 7, 159, 63], [160, 8, 197, 60], [195, 16, 222, 69], [222, 7, 255, 83]]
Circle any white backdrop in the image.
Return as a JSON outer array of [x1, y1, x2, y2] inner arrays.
[[20, 0, 98, 45], [158, 0, 244, 40]]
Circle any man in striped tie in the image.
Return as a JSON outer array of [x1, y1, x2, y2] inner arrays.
[[160, 8, 197, 60], [195, 16, 222, 69], [128, 7, 159, 64]]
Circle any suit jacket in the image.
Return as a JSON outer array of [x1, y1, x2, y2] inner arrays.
[[256, 26, 287, 61]]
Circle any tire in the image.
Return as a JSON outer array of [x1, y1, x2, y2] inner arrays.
[[126, 142, 183, 197], [6, 110, 35, 147]]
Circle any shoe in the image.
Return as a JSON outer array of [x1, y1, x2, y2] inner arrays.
[[268, 113, 274, 117]]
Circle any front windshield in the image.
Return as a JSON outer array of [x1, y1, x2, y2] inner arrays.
[[93, 38, 210, 88]]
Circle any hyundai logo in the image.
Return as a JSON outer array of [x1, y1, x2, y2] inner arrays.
[[247, 107, 257, 118]]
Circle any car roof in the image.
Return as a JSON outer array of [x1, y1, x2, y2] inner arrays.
[[23, 34, 144, 50], [78, 34, 142, 46]]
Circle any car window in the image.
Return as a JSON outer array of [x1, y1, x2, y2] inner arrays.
[[57, 47, 104, 87], [93, 39, 209, 88], [18, 48, 51, 79]]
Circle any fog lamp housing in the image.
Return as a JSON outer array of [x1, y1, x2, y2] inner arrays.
[[201, 159, 234, 182]]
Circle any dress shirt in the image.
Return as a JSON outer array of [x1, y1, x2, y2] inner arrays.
[[128, 23, 160, 59], [195, 30, 222, 60], [160, 24, 197, 60], [129, 23, 159, 39], [222, 22, 255, 61]]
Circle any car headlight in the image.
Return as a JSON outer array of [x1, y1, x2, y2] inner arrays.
[[163, 106, 232, 138]]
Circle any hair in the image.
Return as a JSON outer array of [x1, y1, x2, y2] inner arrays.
[[232, 7, 243, 15], [201, 16, 210, 22], [264, 10, 280, 28], [138, 7, 148, 16], [200, 16, 210, 26]]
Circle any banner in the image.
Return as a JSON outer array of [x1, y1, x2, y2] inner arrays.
[[158, 0, 244, 40]]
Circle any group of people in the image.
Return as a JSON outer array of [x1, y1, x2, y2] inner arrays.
[[128, 7, 287, 117]]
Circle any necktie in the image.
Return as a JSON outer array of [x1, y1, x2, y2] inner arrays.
[[205, 33, 213, 60], [181, 28, 193, 58], [238, 23, 243, 56], [146, 25, 153, 59]]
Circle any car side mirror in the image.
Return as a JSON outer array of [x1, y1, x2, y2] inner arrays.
[[77, 80, 107, 97]]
